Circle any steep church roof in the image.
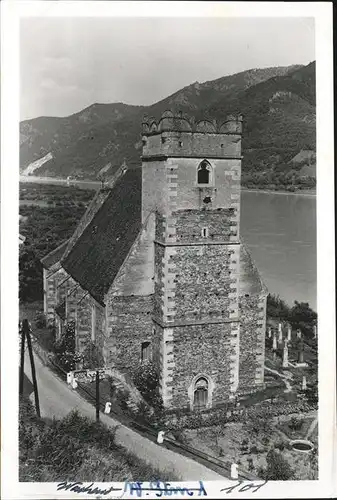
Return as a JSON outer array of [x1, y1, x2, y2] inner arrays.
[[61, 168, 142, 305], [41, 239, 70, 270]]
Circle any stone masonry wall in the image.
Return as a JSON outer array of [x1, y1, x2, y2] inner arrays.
[[142, 131, 241, 159], [160, 322, 239, 409], [154, 244, 240, 324], [238, 292, 267, 393], [44, 265, 107, 364], [173, 208, 238, 243], [44, 267, 59, 324], [105, 295, 154, 374], [153, 243, 165, 319]]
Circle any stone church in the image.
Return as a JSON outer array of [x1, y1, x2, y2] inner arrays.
[[42, 110, 267, 411]]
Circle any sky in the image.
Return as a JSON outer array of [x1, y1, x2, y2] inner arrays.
[[20, 16, 315, 121]]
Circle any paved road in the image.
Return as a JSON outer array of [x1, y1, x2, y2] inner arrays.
[[23, 350, 224, 480]]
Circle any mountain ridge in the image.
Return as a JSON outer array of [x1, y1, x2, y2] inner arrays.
[[20, 61, 316, 190]]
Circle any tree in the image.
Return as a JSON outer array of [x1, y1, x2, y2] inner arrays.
[[19, 246, 43, 302], [132, 361, 162, 410], [290, 301, 317, 338], [261, 449, 295, 480], [267, 294, 290, 320], [82, 342, 104, 369], [246, 413, 272, 437], [54, 321, 82, 372]]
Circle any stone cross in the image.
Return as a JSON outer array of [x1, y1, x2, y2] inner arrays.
[[298, 339, 304, 363], [302, 375, 307, 391], [287, 325, 292, 342], [268, 327, 272, 338], [278, 322, 283, 342], [282, 339, 289, 368], [272, 333, 277, 350]]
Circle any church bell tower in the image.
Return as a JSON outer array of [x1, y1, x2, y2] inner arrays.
[[141, 110, 243, 410]]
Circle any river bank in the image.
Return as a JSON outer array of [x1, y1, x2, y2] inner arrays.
[[20, 176, 316, 197], [241, 187, 316, 197]]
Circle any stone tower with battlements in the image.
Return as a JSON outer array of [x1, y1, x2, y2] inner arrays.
[[42, 109, 267, 413], [141, 111, 255, 410]]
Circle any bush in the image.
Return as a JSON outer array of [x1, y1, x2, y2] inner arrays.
[[170, 429, 187, 444], [82, 342, 104, 369], [247, 457, 254, 471], [288, 416, 303, 431], [260, 450, 295, 480], [274, 440, 286, 451], [54, 321, 82, 372], [115, 388, 130, 412], [34, 312, 46, 329], [246, 414, 272, 436], [133, 361, 159, 404]]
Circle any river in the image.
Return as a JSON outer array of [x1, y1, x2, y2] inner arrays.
[[241, 190, 316, 310], [20, 176, 317, 310]]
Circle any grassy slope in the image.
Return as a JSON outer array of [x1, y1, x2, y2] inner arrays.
[[19, 398, 179, 482]]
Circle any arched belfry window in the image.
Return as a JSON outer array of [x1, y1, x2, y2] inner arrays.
[[197, 160, 212, 185], [193, 377, 208, 409]]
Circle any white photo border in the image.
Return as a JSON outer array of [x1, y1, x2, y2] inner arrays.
[[1, 1, 335, 499]]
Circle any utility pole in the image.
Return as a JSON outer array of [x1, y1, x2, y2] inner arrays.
[[23, 319, 41, 418], [96, 370, 100, 422], [19, 322, 26, 396]]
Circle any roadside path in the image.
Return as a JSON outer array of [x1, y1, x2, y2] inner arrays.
[[23, 350, 224, 480]]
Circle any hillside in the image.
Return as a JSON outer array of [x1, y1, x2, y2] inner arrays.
[[20, 62, 316, 189]]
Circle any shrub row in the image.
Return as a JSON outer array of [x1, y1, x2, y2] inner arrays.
[[163, 398, 315, 431]]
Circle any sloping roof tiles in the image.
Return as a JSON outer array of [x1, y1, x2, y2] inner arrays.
[[41, 239, 70, 270], [61, 168, 142, 305]]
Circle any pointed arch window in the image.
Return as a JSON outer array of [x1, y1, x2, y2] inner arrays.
[[141, 341, 151, 362], [193, 377, 208, 409], [197, 160, 212, 185]]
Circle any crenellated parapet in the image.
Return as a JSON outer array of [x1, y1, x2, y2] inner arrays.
[[142, 110, 243, 136]]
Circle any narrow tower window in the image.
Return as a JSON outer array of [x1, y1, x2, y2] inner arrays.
[[141, 341, 151, 362], [201, 227, 208, 238], [193, 377, 208, 409], [197, 160, 212, 184]]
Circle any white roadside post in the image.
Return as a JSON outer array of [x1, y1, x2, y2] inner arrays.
[[71, 378, 78, 389], [231, 463, 239, 479], [157, 430, 165, 444], [67, 371, 74, 386], [104, 402, 112, 414]]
